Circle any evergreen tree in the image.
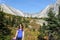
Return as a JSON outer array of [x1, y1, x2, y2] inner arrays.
[[38, 8, 60, 40], [0, 10, 11, 40]]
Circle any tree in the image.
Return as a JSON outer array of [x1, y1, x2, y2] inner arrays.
[[38, 8, 60, 40], [0, 11, 11, 40]]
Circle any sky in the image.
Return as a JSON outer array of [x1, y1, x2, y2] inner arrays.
[[0, 0, 56, 14]]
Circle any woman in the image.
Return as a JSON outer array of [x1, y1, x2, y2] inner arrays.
[[15, 24, 24, 40]]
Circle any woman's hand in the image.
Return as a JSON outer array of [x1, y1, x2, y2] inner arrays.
[[13, 37, 16, 39]]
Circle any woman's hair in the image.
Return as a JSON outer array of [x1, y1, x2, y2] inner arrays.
[[18, 23, 24, 31]]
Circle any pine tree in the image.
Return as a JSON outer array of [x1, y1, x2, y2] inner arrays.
[[38, 8, 60, 40], [0, 9, 11, 40]]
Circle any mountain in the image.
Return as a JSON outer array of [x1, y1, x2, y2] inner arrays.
[[33, 0, 60, 18], [0, 3, 54, 18], [0, 0, 60, 18], [36, 4, 54, 18], [26, 0, 60, 18], [0, 4, 24, 17]]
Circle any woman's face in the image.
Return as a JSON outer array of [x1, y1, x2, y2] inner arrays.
[[19, 24, 22, 29]]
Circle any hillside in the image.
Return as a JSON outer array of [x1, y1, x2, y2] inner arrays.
[[0, 11, 42, 40], [0, 4, 24, 16]]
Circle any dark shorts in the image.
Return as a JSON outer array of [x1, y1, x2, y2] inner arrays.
[[16, 38, 22, 40]]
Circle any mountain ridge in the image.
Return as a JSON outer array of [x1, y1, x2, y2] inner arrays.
[[0, 3, 24, 17], [0, 0, 60, 18]]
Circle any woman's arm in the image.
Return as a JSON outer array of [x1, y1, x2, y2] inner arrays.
[[22, 31, 24, 40]]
